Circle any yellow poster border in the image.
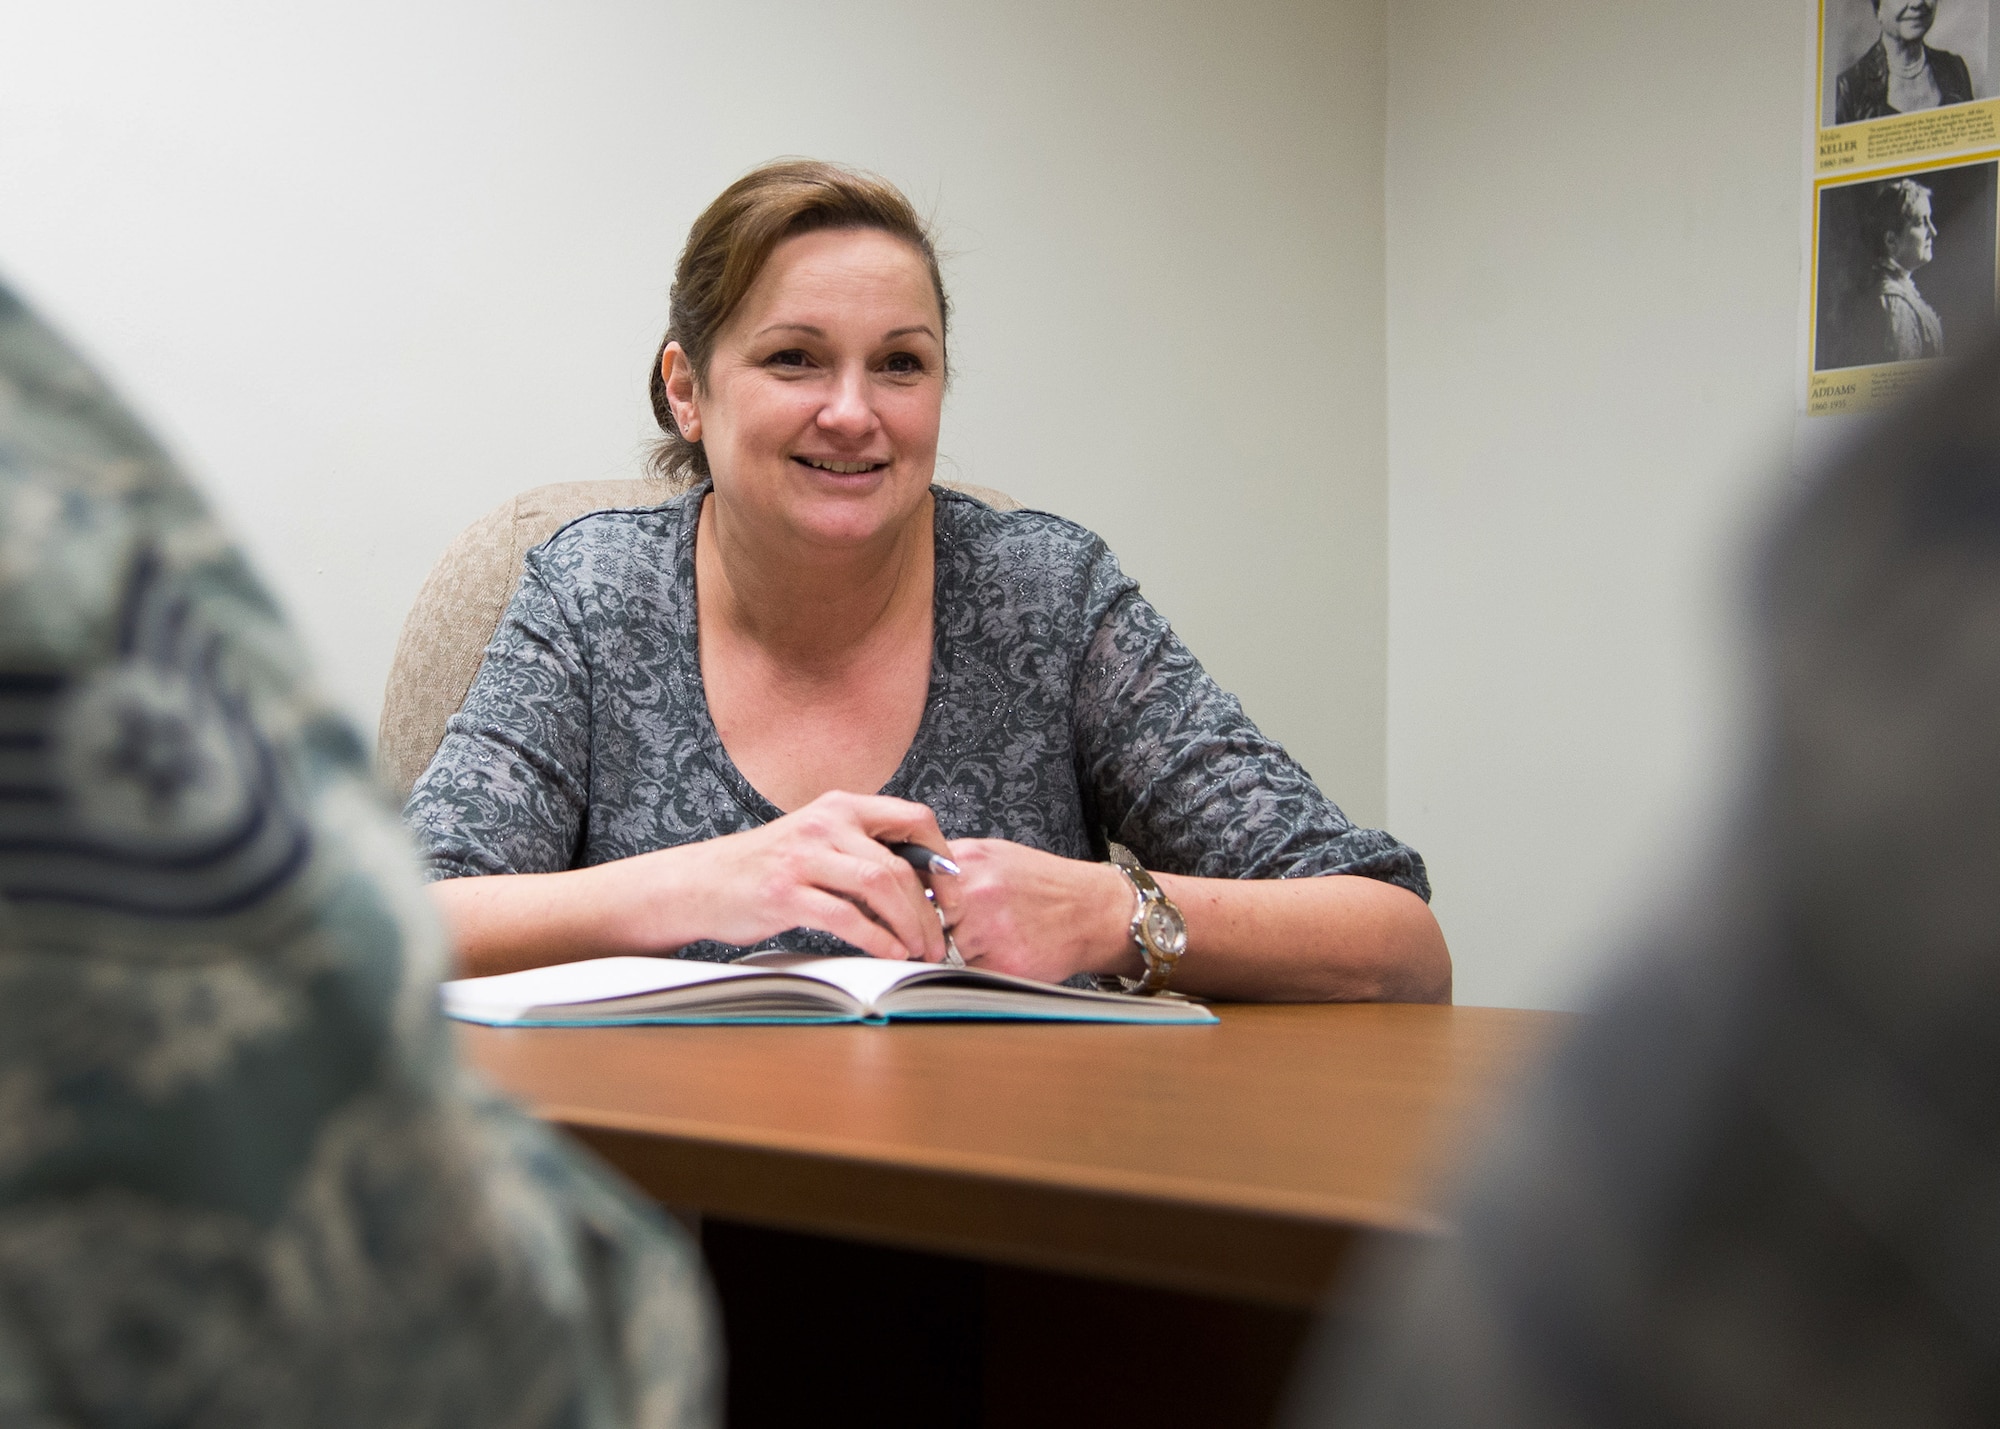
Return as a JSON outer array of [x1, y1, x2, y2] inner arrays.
[[1806, 148, 2000, 415], [1817, 3, 2000, 173]]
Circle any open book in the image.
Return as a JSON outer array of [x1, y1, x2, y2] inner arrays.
[[442, 951, 1217, 1027]]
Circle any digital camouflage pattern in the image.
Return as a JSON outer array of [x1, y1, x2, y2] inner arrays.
[[408, 485, 1427, 965], [0, 284, 718, 1427]]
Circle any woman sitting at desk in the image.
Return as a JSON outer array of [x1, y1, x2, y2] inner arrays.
[[407, 160, 1449, 1004]]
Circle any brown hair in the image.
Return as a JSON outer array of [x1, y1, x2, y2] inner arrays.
[[647, 159, 950, 483]]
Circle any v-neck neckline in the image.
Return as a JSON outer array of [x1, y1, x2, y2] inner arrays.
[[676, 485, 957, 824]]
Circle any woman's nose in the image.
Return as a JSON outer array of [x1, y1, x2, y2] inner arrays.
[[817, 371, 876, 436]]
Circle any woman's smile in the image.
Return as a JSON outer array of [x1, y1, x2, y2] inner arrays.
[[660, 225, 947, 549], [1881, 0, 1937, 39], [793, 455, 890, 475]]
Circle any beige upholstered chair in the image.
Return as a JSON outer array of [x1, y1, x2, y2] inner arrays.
[[377, 476, 1024, 799]]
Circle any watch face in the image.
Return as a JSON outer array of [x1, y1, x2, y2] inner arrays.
[[1142, 901, 1188, 958]]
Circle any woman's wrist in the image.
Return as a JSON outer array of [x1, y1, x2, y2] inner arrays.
[[1080, 858, 1145, 979], [598, 841, 716, 955]]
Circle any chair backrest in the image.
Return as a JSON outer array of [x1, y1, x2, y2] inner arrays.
[[376, 476, 1024, 799]]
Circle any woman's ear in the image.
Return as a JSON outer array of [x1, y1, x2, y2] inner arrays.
[[662, 343, 702, 442]]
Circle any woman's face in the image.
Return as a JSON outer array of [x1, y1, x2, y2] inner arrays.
[[1890, 194, 1938, 270], [1877, 0, 1938, 43], [667, 227, 945, 550]]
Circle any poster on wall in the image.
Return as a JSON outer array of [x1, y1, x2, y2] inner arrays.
[[1817, 0, 2000, 170], [1806, 153, 2000, 412], [1804, 1, 2000, 415]]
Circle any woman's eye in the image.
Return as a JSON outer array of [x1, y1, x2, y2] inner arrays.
[[766, 349, 811, 369], [883, 352, 925, 376]]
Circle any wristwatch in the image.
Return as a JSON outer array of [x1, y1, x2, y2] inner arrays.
[[1107, 841, 1188, 994]]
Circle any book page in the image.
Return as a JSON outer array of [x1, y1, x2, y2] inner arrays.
[[443, 956, 763, 1016], [739, 951, 939, 1011], [737, 952, 1216, 1024]]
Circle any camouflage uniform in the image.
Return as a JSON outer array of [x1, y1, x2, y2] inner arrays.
[[0, 284, 718, 1427]]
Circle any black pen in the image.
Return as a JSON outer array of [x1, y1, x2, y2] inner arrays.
[[885, 842, 966, 967], [886, 841, 961, 878]]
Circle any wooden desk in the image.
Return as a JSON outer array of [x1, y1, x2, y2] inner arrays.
[[461, 1003, 1561, 1309]]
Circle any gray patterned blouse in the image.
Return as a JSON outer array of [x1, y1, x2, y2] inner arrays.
[[407, 486, 1428, 960]]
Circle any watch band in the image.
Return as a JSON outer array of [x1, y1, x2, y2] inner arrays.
[[1107, 841, 1188, 994]]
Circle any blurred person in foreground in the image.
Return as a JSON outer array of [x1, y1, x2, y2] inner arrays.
[[0, 284, 718, 1424], [1286, 344, 2000, 1424]]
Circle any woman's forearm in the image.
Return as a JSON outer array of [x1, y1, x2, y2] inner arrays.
[[429, 858, 693, 978], [431, 792, 961, 978], [942, 839, 1451, 1003], [437, 832, 1452, 1000], [1134, 872, 1451, 1004]]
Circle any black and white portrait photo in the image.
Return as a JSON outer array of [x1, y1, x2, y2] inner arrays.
[[1814, 160, 1998, 370], [1823, 0, 1992, 127]]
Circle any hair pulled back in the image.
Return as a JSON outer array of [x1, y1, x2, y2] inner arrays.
[[1864, 177, 1934, 260], [648, 159, 950, 483]]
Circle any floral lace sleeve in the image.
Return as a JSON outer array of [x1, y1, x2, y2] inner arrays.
[[407, 551, 593, 880], [1071, 543, 1430, 898]]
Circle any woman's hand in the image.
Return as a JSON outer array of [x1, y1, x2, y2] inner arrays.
[[932, 837, 1452, 1002], [936, 838, 1137, 984], [436, 812, 1448, 1000], [436, 790, 958, 977], [662, 791, 952, 962]]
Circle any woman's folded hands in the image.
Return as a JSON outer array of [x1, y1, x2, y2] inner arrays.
[[655, 791, 952, 965], [604, 791, 1134, 983]]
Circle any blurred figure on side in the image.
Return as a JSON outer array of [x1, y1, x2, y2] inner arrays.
[[0, 283, 719, 1426], [1286, 342, 2000, 1425]]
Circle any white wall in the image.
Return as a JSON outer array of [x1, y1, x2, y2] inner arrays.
[[0, 0, 1391, 824], [3, 2, 1832, 1010], [1383, 1, 1811, 1007]]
